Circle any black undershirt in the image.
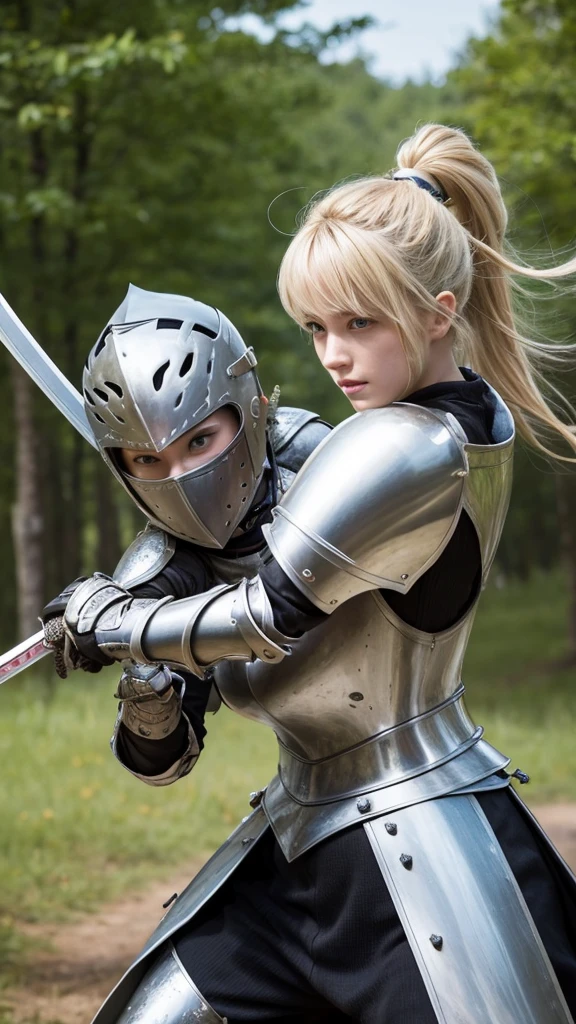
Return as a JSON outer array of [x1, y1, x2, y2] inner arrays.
[[118, 369, 497, 775]]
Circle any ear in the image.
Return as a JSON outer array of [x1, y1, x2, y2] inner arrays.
[[429, 291, 456, 341]]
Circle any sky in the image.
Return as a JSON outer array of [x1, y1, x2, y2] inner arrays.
[[229, 0, 501, 83]]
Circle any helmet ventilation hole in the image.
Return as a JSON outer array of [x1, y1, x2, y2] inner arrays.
[[174, 393, 183, 409], [104, 380, 123, 398], [157, 318, 183, 330], [193, 322, 217, 340], [226, 504, 232, 509], [153, 360, 171, 391], [93, 412, 105, 424], [84, 389, 96, 406], [240, 461, 245, 468], [242, 497, 247, 503], [94, 333, 107, 358], [241, 482, 247, 488], [93, 387, 109, 402], [179, 353, 194, 377], [114, 413, 125, 424], [206, 359, 212, 374]]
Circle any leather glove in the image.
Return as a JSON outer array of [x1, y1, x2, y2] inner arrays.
[[42, 578, 107, 679]]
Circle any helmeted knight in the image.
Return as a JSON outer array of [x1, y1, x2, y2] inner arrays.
[[47, 287, 576, 1023]]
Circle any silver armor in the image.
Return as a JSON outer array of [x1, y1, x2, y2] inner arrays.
[[83, 285, 267, 548], [88, 389, 576, 1024]]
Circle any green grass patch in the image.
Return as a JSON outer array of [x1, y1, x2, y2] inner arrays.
[[464, 570, 576, 800]]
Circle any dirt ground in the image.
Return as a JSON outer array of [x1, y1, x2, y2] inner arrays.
[[5, 805, 576, 1024]]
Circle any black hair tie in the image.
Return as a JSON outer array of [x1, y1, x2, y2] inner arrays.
[[392, 170, 449, 204]]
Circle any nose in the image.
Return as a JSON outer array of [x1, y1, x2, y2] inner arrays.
[[322, 332, 351, 372], [166, 456, 187, 478]]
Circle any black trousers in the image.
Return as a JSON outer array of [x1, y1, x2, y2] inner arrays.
[[174, 789, 576, 1023]]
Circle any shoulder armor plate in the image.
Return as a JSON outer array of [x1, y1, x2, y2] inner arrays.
[[113, 526, 176, 589], [269, 407, 329, 456], [263, 403, 467, 613]]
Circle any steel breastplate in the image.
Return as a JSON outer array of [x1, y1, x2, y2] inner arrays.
[[212, 401, 514, 858]]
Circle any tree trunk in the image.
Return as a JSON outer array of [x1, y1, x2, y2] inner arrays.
[[555, 473, 576, 661], [10, 364, 44, 639], [95, 456, 123, 574]]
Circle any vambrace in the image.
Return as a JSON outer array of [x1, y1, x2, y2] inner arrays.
[[64, 573, 293, 676]]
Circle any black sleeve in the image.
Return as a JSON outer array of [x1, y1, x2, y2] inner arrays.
[[259, 557, 328, 637]]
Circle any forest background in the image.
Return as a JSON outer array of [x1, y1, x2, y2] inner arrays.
[[1, 0, 576, 1014]]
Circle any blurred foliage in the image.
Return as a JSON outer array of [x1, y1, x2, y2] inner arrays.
[[0, 0, 455, 645]]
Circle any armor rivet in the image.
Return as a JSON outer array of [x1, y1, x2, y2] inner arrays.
[[349, 692, 364, 701], [250, 396, 260, 418], [263, 649, 275, 659], [252, 421, 258, 429], [385, 822, 398, 836], [455, 470, 467, 478], [400, 573, 409, 580], [330, 599, 338, 605], [241, 837, 254, 846], [230, 618, 237, 625], [302, 569, 315, 580], [249, 790, 263, 808], [357, 797, 371, 814], [400, 853, 413, 870], [430, 934, 443, 950]]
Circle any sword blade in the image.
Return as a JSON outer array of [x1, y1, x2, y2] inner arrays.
[[0, 291, 97, 448], [0, 630, 50, 684]]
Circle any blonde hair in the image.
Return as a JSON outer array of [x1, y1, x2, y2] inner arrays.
[[277, 123, 576, 459]]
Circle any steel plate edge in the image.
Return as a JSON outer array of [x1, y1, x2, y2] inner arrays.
[[91, 806, 268, 1024]]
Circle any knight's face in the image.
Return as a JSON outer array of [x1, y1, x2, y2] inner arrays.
[[120, 406, 240, 480], [306, 312, 410, 410]]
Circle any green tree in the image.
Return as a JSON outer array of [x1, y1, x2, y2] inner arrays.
[[451, 0, 576, 652]]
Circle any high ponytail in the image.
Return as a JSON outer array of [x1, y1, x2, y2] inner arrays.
[[278, 123, 576, 460]]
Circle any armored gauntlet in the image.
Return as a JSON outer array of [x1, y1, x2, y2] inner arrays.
[[63, 572, 292, 675]]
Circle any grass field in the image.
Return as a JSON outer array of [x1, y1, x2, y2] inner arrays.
[[0, 569, 575, 991]]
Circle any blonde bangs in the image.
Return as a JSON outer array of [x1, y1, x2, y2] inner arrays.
[[278, 220, 405, 331]]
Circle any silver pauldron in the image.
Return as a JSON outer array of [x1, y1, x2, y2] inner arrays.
[[64, 573, 293, 676], [263, 404, 468, 613]]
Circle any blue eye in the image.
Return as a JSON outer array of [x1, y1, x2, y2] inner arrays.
[[351, 318, 372, 329], [305, 321, 324, 334]]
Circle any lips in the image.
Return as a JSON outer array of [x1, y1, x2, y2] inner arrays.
[[338, 379, 367, 396]]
